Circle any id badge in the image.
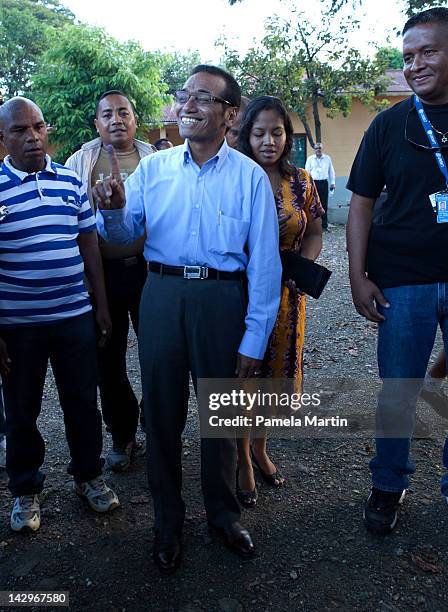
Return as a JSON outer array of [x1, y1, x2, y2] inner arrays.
[[436, 191, 448, 223]]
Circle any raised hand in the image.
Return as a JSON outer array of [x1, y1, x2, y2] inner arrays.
[[92, 144, 126, 210]]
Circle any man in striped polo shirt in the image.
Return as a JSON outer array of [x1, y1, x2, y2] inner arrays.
[[0, 97, 119, 533]]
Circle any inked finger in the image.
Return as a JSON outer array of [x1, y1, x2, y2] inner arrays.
[[106, 144, 122, 181]]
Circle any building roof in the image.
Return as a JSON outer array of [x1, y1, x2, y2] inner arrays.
[[160, 105, 177, 124], [384, 69, 412, 95]]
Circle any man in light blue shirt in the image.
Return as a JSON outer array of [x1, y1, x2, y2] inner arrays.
[[95, 65, 281, 573]]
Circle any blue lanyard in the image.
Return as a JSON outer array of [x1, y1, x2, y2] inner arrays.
[[414, 95, 448, 189]]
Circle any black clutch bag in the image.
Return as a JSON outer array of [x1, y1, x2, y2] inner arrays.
[[280, 251, 332, 299]]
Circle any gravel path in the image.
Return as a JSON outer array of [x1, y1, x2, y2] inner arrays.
[[1, 225, 448, 612]]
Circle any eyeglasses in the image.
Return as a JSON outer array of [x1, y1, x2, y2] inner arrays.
[[404, 105, 448, 150], [174, 90, 234, 107]]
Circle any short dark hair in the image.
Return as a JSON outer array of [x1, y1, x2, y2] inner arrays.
[[402, 7, 448, 35], [154, 138, 171, 149], [190, 65, 241, 108], [95, 90, 135, 117], [237, 96, 294, 179]]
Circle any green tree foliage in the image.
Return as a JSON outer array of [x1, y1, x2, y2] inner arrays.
[[404, 0, 446, 16], [221, 4, 388, 147], [229, 0, 444, 16], [0, 0, 74, 97], [376, 47, 403, 70], [158, 50, 202, 94], [30, 24, 169, 161], [330, 0, 445, 17]]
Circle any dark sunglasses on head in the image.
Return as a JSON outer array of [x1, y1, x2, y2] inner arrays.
[[174, 90, 234, 107], [404, 104, 448, 150]]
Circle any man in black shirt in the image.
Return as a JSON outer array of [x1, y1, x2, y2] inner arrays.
[[347, 7, 448, 535]]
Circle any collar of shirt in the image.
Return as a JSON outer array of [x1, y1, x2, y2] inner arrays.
[[182, 138, 230, 173], [2, 154, 57, 184]]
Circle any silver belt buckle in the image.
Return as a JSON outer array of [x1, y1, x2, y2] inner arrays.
[[184, 265, 208, 279]]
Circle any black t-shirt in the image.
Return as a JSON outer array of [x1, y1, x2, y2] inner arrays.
[[347, 96, 448, 289]]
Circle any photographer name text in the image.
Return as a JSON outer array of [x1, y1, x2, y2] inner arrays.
[[208, 415, 348, 428]]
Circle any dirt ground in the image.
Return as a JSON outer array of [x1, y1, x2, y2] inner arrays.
[[1, 225, 448, 612]]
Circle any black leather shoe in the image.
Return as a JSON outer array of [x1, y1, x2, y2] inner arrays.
[[208, 521, 255, 559], [152, 533, 182, 574]]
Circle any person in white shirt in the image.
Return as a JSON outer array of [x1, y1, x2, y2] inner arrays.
[[305, 143, 335, 231]]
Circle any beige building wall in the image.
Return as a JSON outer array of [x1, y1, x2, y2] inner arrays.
[[147, 124, 183, 147], [290, 95, 409, 220], [291, 95, 408, 178]]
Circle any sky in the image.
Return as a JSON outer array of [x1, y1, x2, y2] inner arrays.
[[63, 0, 406, 62]]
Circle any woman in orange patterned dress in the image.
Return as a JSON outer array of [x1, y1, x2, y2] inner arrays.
[[236, 96, 324, 507]]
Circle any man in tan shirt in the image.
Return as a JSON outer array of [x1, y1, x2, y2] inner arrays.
[[66, 90, 155, 472]]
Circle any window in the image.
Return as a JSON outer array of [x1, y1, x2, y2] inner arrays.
[[292, 134, 306, 168]]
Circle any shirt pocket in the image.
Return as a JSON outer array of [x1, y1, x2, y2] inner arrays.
[[208, 213, 250, 256], [40, 196, 79, 218], [58, 195, 82, 214]]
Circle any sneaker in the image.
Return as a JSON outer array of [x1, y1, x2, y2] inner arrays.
[[74, 477, 120, 513], [10, 495, 40, 532], [0, 437, 6, 469], [420, 387, 448, 419], [106, 440, 134, 472], [363, 487, 406, 535]]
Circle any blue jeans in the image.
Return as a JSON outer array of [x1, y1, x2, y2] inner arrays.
[[370, 283, 448, 495]]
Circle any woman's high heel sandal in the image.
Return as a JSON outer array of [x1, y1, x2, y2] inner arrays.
[[250, 447, 285, 488], [236, 467, 258, 508]]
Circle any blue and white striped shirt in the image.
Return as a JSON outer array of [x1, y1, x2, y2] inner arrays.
[[0, 155, 95, 327]]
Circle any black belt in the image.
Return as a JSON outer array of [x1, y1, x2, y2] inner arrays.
[[148, 262, 243, 280]]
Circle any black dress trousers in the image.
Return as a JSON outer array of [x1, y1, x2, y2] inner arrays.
[[138, 271, 246, 536]]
